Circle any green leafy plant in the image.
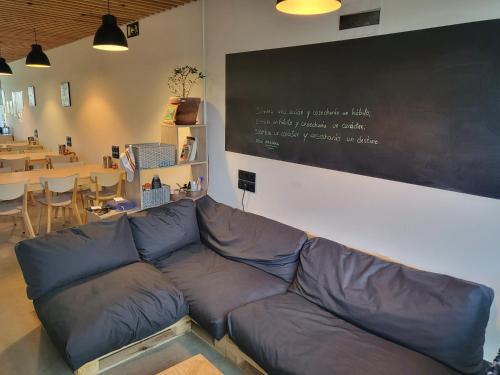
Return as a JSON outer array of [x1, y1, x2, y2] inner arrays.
[[168, 65, 206, 98]]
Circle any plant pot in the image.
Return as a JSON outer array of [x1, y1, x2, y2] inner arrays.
[[175, 97, 201, 125]]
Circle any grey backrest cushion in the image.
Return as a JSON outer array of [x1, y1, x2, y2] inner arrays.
[[196, 195, 307, 282], [128, 199, 200, 262], [289, 237, 494, 374], [15, 215, 139, 301]]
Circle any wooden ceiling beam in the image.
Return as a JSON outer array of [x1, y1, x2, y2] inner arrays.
[[0, 0, 195, 62]]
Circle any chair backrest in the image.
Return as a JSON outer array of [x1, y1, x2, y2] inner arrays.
[[52, 161, 83, 169], [0, 167, 12, 173], [48, 155, 72, 164], [91, 171, 122, 188], [0, 157, 28, 172], [40, 174, 79, 193], [0, 135, 14, 144], [0, 180, 28, 201]]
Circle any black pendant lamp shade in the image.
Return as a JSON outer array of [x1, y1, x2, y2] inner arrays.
[[0, 48, 13, 75], [93, 14, 128, 51], [276, 0, 342, 15], [26, 44, 51, 68]]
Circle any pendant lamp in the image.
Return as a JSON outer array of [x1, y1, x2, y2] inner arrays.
[[93, 0, 128, 51], [276, 0, 342, 15], [0, 48, 13, 75], [25, 29, 51, 68]]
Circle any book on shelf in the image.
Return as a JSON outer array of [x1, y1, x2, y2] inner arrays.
[[180, 136, 198, 163]]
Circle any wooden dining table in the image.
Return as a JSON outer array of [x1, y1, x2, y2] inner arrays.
[[0, 163, 112, 191], [0, 151, 59, 161]]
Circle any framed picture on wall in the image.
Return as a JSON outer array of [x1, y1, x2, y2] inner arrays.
[[60, 82, 71, 107], [27, 86, 36, 107]]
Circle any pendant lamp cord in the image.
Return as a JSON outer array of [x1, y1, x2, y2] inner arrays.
[[107, 0, 110, 14], [34, 28, 37, 44]]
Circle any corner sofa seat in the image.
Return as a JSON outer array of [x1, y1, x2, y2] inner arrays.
[[35, 262, 188, 370], [153, 241, 289, 340], [228, 292, 459, 375]]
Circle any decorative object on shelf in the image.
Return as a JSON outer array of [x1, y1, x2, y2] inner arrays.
[[163, 97, 179, 125], [26, 29, 51, 68], [0, 48, 13, 75], [276, 0, 342, 15], [167, 65, 205, 125], [151, 175, 162, 189], [27, 86, 36, 107], [60, 81, 71, 107], [131, 143, 176, 169], [180, 136, 198, 163], [93, 0, 128, 51], [142, 184, 170, 209]]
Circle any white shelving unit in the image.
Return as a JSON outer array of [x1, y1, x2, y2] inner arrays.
[[125, 124, 208, 209]]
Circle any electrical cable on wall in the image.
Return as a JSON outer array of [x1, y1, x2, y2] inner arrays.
[[241, 184, 246, 212]]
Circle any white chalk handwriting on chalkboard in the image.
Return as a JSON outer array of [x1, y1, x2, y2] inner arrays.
[[254, 106, 379, 150]]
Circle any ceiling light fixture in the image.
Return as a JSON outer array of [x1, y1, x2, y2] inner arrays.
[[276, 0, 342, 15], [25, 29, 51, 68], [0, 48, 13, 75], [93, 0, 128, 52]]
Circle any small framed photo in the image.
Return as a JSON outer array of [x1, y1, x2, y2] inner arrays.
[[60, 82, 71, 107], [27, 86, 36, 107]]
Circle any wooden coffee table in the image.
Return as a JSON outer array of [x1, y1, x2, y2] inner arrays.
[[156, 354, 223, 375]]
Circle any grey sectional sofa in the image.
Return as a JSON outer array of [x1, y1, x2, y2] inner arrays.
[[15, 196, 494, 374]]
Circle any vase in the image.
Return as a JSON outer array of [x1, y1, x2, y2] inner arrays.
[[175, 97, 201, 125]]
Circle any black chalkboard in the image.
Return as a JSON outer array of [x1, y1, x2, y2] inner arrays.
[[225, 19, 500, 200]]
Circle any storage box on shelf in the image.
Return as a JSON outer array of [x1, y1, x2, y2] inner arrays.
[[125, 125, 208, 210]]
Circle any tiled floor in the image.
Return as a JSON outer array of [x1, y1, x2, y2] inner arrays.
[[0, 211, 243, 375]]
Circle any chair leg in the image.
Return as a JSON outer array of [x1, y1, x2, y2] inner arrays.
[[63, 207, 67, 224], [72, 202, 82, 225], [23, 212, 35, 238], [47, 205, 52, 233], [29, 192, 36, 206], [37, 205, 43, 235]]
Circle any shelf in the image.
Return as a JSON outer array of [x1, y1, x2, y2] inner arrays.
[[137, 161, 208, 173], [160, 124, 207, 129]]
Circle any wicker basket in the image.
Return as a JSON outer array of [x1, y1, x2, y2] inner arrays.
[[131, 143, 176, 169], [142, 185, 171, 209]]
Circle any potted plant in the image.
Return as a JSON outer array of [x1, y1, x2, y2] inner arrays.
[[168, 65, 205, 125]]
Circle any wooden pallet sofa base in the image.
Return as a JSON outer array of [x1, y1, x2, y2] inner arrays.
[[190, 320, 267, 375], [74, 316, 191, 375]]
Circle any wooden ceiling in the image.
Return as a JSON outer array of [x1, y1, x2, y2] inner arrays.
[[0, 0, 195, 62]]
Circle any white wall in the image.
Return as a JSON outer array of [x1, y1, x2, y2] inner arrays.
[[0, 2, 203, 163], [204, 0, 500, 359]]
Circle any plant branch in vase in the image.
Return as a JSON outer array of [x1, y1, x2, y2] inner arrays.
[[167, 66, 205, 125]]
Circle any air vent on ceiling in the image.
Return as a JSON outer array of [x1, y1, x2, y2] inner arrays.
[[339, 9, 381, 30]]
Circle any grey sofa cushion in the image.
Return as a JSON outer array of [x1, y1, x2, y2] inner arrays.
[[154, 241, 288, 339], [289, 238, 494, 375], [35, 262, 188, 370], [128, 199, 200, 262], [15, 215, 139, 300], [228, 292, 459, 375], [196, 195, 307, 282]]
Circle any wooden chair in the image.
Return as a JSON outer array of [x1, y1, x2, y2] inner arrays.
[[0, 180, 35, 238], [85, 171, 123, 207], [47, 154, 72, 168], [0, 167, 12, 173], [0, 157, 28, 172], [37, 174, 82, 234]]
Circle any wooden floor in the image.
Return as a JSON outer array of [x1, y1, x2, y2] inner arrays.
[[0, 207, 243, 375]]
